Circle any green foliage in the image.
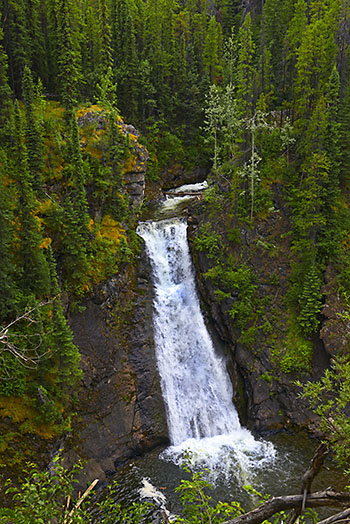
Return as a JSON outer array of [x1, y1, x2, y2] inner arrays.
[[1, 456, 151, 524], [0, 166, 16, 318], [194, 224, 222, 260], [299, 354, 350, 475], [204, 258, 258, 331], [297, 264, 323, 335], [175, 461, 244, 524], [0, 354, 27, 397], [271, 319, 313, 374]]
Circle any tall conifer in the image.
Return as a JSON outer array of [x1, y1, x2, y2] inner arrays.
[[0, 155, 16, 319], [13, 102, 50, 298], [55, 0, 82, 110], [22, 65, 44, 191]]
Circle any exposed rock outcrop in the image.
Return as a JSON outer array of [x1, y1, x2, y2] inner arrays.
[[187, 196, 328, 435], [77, 106, 149, 209], [64, 246, 168, 487]]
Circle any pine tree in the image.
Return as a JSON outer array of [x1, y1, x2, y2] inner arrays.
[[98, 0, 113, 73], [263, 0, 294, 105], [13, 102, 50, 298], [26, 0, 48, 83], [235, 13, 256, 122], [66, 111, 89, 222], [298, 263, 323, 335], [0, 26, 14, 144], [338, 80, 350, 184], [2, 0, 31, 96], [203, 16, 223, 83], [285, 0, 308, 118], [60, 196, 90, 295], [111, 0, 139, 118], [293, 0, 340, 126], [55, 0, 82, 111], [46, 246, 82, 389], [0, 154, 17, 319], [22, 65, 44, 191]]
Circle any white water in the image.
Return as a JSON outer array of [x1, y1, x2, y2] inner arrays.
[[137, 202, 276, 484], [167, 180, 208, 193]]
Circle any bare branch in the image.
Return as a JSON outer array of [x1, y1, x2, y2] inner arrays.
[[221, 491, 350, 524], [0, 299, 56, 372], [316, 508, 350, 524]]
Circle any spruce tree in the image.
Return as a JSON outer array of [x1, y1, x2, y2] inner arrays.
[[55, 0, 82, 111], [338, 80, 350, 184], [26, 0, 48, 84], [235, 13, 256, 122], [2, 0, 31, 96], [98, 0, 113, 73], [22, 65, 44, 191], [0, 154, 17, 319], [13, 102, 50, 298], [203, 16, 223, 83], [0, 26, 14, 144], [46, 246, 82, 389]]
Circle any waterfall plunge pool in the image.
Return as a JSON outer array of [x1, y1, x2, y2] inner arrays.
[[137, 216, 276, 485]]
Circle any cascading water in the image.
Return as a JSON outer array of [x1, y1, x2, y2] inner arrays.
[[137, 200, 276, 485]]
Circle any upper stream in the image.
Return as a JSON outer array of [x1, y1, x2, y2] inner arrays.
[[137, 187, 275, 485]]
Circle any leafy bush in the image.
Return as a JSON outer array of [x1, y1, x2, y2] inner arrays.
[[1, 456, 150, 524], [194, 225, 222, 259]]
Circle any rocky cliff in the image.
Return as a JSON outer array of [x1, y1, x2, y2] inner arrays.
[[186, 189, 345, 436], [62, 248, 168, 488]]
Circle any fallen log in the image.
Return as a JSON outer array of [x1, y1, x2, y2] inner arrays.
[[221, 490, 350, 524]]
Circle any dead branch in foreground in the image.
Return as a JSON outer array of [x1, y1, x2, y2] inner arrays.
[[221, 490, 350, 524], [221, 443, 350, 524], [0, 299, 54, 370]]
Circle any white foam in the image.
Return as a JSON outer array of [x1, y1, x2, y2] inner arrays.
[[139, 478, 176, 522], [137, 218, 276, 486], [168, 181, 208, 194], [140, 478, 167, 506]]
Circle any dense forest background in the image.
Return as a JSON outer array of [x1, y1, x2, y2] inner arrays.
[[1, 0, 350, 491]]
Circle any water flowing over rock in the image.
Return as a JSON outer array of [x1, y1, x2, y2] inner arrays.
[[137, 216, 276, 484]]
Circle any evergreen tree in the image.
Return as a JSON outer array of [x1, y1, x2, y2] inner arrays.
[[66, 111, 89, 222], [235, 13, 256, 122], [285, 0, 308, 118], [338, 80, 350, 184], [2, 0, 31, 96], [13, 102, 50, 298], [0, 26, 14, 143], [55, 0, 82, 110], [203, 16, 223, 83], [46, 246, 82, 388], [263, 0, 294, 105], [22, 65, 44, 191], [293, 0, 340, 126], [60, 196, 90, 295], [26, 0, 48, 83], [98, 0, 113, 73], [0, 154, 17, 319]]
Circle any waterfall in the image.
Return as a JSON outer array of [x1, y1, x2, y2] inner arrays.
[[137, 215, 275, 483]]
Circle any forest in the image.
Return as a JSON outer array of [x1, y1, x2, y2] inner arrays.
[[1, 0, 350, 521]]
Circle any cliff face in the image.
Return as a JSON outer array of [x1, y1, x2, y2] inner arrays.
[[187, 189, 345, 435], [63, 248, 168, 487]]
